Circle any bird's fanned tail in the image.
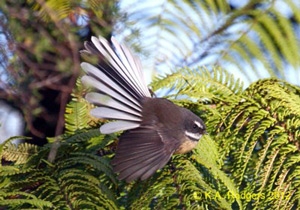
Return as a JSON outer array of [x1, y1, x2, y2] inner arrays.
[[81, 36, 151, 134]]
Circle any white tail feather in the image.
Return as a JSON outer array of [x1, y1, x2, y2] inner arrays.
[[85, 92, 141, 116], [92, 36, 151, 97], [90, 107, 141, 121], [113, 38, 149, 96], [81, 62, 141, 107], [100, 121, 140, 134], [110, 37, 149, 97], [92, 37, 136, 90], [81, 75, 141, 111]]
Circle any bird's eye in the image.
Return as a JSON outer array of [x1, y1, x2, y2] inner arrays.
[[193, 124, 198, 129]]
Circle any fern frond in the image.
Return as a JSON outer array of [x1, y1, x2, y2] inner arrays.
[[120, 134, 240, 209], [65, 79, 100, 134], [65, 100, 90, 133], [176, 159, 232, 209], [0, 129, 118, 209], [2, 142, 38, 164], [151, 67, 300, 208], [0, 191, 53, 209], [192, 136, 242, 208], [151, 67, 244, 103], [29, 0, 72, 21], [123, 0, 300, 85]]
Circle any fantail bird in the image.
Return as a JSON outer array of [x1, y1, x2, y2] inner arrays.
[[80, 36, 206, 182]]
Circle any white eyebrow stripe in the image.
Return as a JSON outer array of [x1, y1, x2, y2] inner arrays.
[[194, 120, 203, 129]]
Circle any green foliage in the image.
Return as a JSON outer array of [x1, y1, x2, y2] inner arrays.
[[118, 135, 241, 210], [64, 79, 100, 135], [0, 0, 118, 143], [121, 0, 300, 84], [0, 129, 118, 209], [1, 67, 299, 209], [1, 142, 38, 164], [153, 67, 300, 209]]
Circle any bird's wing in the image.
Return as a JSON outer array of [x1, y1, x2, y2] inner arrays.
[[111, 126, 179, 182], [81, 36, 151, 134]]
